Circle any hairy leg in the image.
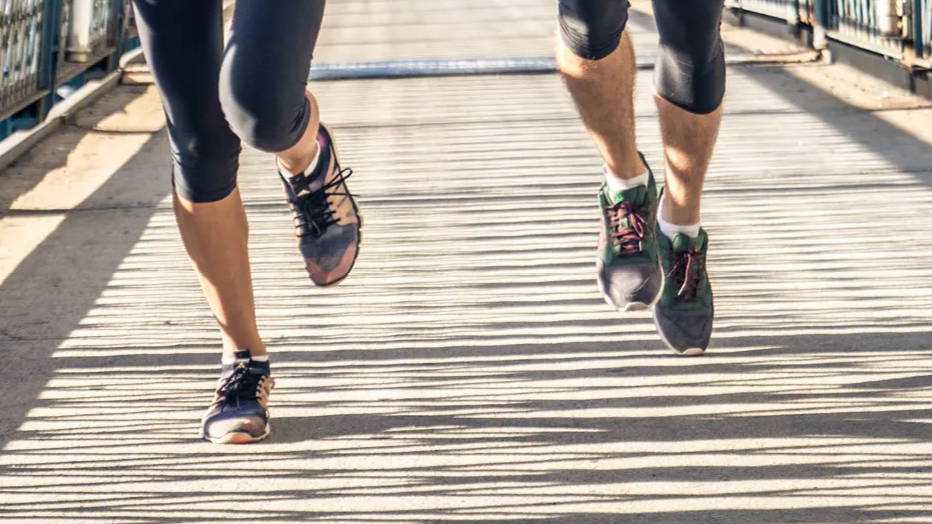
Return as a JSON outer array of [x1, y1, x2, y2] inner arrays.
[[556, 30, 645, 179], [655, 96, 722, 225]]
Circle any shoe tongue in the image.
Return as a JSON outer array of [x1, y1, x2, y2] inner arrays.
[[609, 184, 646, 205], [671, 233, 692, 252], [672, 231, 706, 252]]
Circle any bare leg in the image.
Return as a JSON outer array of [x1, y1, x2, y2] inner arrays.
[[556, 31, 646, 179], [655, 95, 722, 225], [173, 188, 266, 358], [276, 91, 321, 175]]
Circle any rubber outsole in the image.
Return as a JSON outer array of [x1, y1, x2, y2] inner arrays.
[[202, 425, 271, 445]]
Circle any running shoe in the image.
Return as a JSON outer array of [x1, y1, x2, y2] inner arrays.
[[654, 227, 714, 356], [279, 123, 361, 286], [596, 154, 662, 311], [200, 350, 275, 444]]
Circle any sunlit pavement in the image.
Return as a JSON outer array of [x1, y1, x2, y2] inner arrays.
[[1, 1, 932, 522]]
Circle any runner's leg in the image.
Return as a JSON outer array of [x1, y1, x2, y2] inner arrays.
[[557, 0, 662, 311], [219, 0, 362, 287], [556, 1, 644, 179], [131, 0, 264, 358], [651, 0, 726, 355], [652, 0, 725, 226]]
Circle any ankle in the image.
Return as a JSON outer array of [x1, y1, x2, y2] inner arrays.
[[604, 164, 648, 193], [278, 141, 321, 177], [604, 154, 646, 181], [658, 196, 700, 238]]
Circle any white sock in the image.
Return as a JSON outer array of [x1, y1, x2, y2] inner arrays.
[[279, 143, 321, 177], [604, 164, 648, 195], [222, 352, 268, 365], [658, 196, 700, 239]]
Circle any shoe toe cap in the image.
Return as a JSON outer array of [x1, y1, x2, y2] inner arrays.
[[654, 306, 713, 354], [600, 262, 662, 308], [302, 224, 359, 285], [203, 408, 268, 440]]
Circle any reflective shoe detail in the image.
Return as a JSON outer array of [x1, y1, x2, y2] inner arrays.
[[596, 154, 662, 311], [280, 123, 361, 286], [200, 350, 275, 444], [654, 228, 714, 356]]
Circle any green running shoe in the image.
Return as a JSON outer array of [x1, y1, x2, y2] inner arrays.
[[596, 156, 662, 311], [654, 227, 714, 356]]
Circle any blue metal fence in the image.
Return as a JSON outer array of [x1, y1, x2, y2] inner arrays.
[[0, 0, 129, 134], [826, 0, 906, 58], [919, 0, 931, 59], [729, 0, 931, 68], [0, 0, 48, 124]]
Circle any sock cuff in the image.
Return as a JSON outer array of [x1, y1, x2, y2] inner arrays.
[[604, 164, 648, 193], [658, 197, 701, 239], [221, 350, 263, 365]]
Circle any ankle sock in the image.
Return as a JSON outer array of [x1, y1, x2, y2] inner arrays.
[[221, 351, 269, 365], [658, 196, 700, 239], [604, 164, 648, 195]]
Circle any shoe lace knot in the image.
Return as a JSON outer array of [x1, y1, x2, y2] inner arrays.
[[605, 200, 648, 255], [668, 246, 705, 301], [217, 363, 262, 405], [291, 167, 354, 238]]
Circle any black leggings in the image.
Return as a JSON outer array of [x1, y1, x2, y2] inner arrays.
[[131, 0, 325, 202], [558, 0, 726, 114]]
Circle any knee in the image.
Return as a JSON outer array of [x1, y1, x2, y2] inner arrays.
[[558, 0, 630, 60], [653, 1, 726, 114], [168, 123, 241, 203], [654, 39, 725, 114], [219, 59, 311, 153]]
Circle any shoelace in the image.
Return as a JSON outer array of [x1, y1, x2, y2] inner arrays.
[[605, 200, 648, 256], [290, 167, 354, 238], [216, 363, 262, 406], [667, 246, 705, 301]]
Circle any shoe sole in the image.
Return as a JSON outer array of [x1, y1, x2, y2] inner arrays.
[[309, 124, 363, 288], [203, 425, 271, 444]]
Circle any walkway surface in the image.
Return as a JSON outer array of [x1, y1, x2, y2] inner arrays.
[[2, 1, 932, 522]]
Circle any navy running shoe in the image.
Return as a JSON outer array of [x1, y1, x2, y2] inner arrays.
[[200, 350, 275, 444], [654, 228, 714, 356], [596, 154, 662, 311], [279, 123, 361, 286]]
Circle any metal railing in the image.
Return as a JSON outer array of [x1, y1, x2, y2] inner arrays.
[[727, 0, 928, 65], [827, 0, 907, 58], [919, 0, 931, 59], [0, 0, 129, 130], [0, 0, 47, 123]]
